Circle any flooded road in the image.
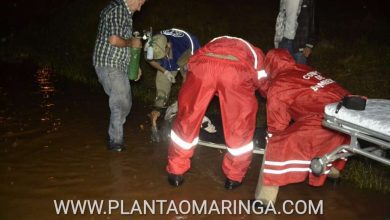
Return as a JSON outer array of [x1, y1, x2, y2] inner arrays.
[[0, 62, 389, 220]]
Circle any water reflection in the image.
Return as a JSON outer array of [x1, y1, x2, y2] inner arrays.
[[35, 66, 61, 132]]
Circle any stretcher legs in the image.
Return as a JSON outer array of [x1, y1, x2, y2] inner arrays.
[[310, 144, 352, 176], [310, 133, 390, 176]]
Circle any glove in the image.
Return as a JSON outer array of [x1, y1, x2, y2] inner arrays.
[[164, 70, 176, 83]]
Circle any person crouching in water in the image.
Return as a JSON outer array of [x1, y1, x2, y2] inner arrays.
[[145, 28, 200, 142], [254, 49, 350, 205]]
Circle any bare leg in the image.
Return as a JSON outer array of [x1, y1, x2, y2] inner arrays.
[[148, 110, 161, 142]]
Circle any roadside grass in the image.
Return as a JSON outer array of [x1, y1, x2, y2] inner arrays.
[[0, 0, 389, 193], [343, 157, 390, 194]]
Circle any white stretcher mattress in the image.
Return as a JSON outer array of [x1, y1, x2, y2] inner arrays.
[[324, 99, 390, 137]]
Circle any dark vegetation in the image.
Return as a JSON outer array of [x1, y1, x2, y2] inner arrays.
[[0, 0, 389, 193]]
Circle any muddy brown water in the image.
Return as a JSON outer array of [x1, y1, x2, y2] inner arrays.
[[0, 62, 389, 220]]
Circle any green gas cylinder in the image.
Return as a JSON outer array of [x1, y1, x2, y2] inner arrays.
[[128, 38, 142, 80]]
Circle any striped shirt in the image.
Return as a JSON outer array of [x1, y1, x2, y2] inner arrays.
[[93, 0, 133, 72]]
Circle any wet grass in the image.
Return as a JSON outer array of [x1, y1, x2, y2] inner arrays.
[[0, 0, 389, 193], [343, 157, 390, 194]]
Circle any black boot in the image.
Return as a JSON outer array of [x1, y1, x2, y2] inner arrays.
[[224, 178, 242, 190], [168, 173, 184, 187], [107, 141, 124, 152]]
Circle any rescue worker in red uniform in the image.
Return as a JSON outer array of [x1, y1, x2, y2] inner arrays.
[[254, 48, 350, 204], [166, 36, 268, 189]]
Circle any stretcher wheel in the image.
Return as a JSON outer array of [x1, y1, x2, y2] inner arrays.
[[310, 157, 325, 176]]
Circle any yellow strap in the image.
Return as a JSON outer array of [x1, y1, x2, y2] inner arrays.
[[205, 52, 238, 61]]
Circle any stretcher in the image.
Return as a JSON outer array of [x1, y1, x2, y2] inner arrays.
[[162, 102, 266, 154], [310, 99, 390, 175], [198, 140, 265, 155]]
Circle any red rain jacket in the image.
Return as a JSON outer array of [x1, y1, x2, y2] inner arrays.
[[262, 49, 350, 186]]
